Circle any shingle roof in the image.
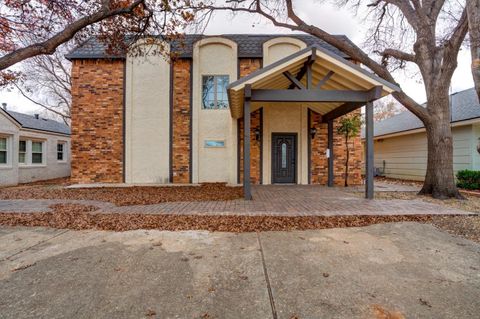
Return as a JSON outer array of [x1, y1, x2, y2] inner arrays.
[[4, 110, 70, 135], [65, 34, 353, 60], [368, 88, 480, 138]]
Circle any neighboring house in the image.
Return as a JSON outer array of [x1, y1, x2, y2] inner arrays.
[[0, 105, 71, 186], [367, 88, 480, 181], [66, 34, 398, 198]]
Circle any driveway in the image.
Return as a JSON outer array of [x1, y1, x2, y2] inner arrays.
[[1, 223, 479, 318]]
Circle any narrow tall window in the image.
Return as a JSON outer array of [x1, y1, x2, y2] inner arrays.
[[202, 75, 229, 109], [31, 141, 43, 164], [57, 143, 65, 161], [0, 137, 7, 164], [18, 140, 26, 164]]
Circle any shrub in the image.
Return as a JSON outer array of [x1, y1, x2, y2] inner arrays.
[[456, 170, 480, 190]]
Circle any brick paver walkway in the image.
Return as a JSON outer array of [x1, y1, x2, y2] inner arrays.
[[0, 185, 471, 216]]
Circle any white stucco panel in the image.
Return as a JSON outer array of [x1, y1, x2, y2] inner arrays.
[[125, 40, 170, 183], [263, 37, 307, 66], [192, 38, 238, 183]]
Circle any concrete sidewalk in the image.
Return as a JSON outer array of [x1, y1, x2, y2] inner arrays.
[[1, 223, 479, 318]]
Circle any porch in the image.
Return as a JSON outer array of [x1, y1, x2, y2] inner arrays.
[[227, 45, 400, 199]]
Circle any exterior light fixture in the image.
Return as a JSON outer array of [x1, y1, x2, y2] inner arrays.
[[254, 128, 261, 141], [310, 127, 317, 139]]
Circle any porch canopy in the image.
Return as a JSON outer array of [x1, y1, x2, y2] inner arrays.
[[227, 45, 400, 200]]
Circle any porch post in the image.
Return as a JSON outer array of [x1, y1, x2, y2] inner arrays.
[[365, 101, 374, 199], [244, 85, 252, 200], [327, 120, 334, 187]]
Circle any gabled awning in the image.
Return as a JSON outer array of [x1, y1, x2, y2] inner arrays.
[[227, 45, 400, 119]]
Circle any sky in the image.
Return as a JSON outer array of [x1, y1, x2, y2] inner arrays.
[[0, 1, 474, 116]]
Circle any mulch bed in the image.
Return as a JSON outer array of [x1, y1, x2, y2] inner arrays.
[[0, 203, 438, 232], [0, 183, 243, 206]]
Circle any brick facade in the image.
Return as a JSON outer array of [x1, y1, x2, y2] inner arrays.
[[70, 59, 124, 183], [238, 59, 263, 184], [310, 109, 363, 186], [238, 109, 263, 184], [171, 59, 192, 183], [70, 55, 363, 186]]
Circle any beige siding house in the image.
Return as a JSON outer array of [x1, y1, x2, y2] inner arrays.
[[0, 106, 71, 186], [368, 88, 480, 181]]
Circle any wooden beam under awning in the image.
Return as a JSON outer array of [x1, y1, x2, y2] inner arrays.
[[251, 86, 382, 104]]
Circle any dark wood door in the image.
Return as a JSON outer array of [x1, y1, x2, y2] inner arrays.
[[272, 133, 297, 184]]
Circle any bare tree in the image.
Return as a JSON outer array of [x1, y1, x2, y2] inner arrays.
[[467, 0, 480, 97], [0, 0, 195, 85], [13, 45, 72, 125], [193, 0, 475, 199], [374, 99, 401, 122]]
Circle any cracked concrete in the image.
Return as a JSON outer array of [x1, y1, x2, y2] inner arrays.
[[0, 223, 479, 318]]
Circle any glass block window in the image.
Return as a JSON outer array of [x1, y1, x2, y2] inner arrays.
[[202, 75, 229, 109], [57, 143, 65, 161], [18, 140, 26, 164], [31, 141, 43, 164], [0, 137, 7, 164], [204, 140, 225, 148]]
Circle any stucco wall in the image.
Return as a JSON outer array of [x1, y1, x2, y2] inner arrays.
[[262, 37, 307, 66], [262, 105, 309, 184], [125, 41, 171, 183], [374, 125, 474, 181], [0, 113, 20, 186], [17, 130, 71, 183], [192, 38, 238, 183]]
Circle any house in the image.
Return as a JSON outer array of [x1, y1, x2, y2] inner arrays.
[[0, 105, 71, 186], [369, 88, 480, 181], [66, 34, 399, 198]]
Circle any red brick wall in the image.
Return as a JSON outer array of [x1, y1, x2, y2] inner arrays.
[[171, 59, 192, 183], [238, 109, 262, 184], [70, 59, 124, 183], [310, 109, 363, 186], [238, 59, 263, 184]]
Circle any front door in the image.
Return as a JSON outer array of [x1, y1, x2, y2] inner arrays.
[[272, 133, 297, 184]]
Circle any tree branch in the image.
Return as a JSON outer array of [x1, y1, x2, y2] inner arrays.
[[0, 0, 145, 71]]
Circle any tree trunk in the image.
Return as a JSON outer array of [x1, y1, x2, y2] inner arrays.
[[467, 0, 480, 98], [419, 90, 463, 199], [344, 134, 349, 187]]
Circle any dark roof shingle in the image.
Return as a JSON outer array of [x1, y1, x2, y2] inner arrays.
[[5, 110, 70, 135], [65, 34, 353, 60], [369, 88, 480, 138]]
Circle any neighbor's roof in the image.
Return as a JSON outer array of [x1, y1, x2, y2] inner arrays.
[[369, 88, 480, 138], [3, 110, 70, 135], [227, 46, 399, 119], [65, 34, 353, 60]]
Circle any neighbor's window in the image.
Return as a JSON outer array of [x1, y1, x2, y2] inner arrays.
[[0, 137, 7, 164], [18, 140, 26, 164], [31, 141, 43, 164], [57, 143, 65, 161], [202, 75, 229, 109]]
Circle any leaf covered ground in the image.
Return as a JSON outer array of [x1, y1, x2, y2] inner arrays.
[[0, 183, 243, 206], [0, 203, 439, 232]]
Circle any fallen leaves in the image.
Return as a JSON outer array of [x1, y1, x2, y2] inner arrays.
[[0, 183, 243, 206], [0, 204, 437, 232]]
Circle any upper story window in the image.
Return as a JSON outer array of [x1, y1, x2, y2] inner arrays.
[[202, 75, 229, 109], [18, 140, 26, 164], [0, 137, 7, 165], [31, 141, 44, 164]]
